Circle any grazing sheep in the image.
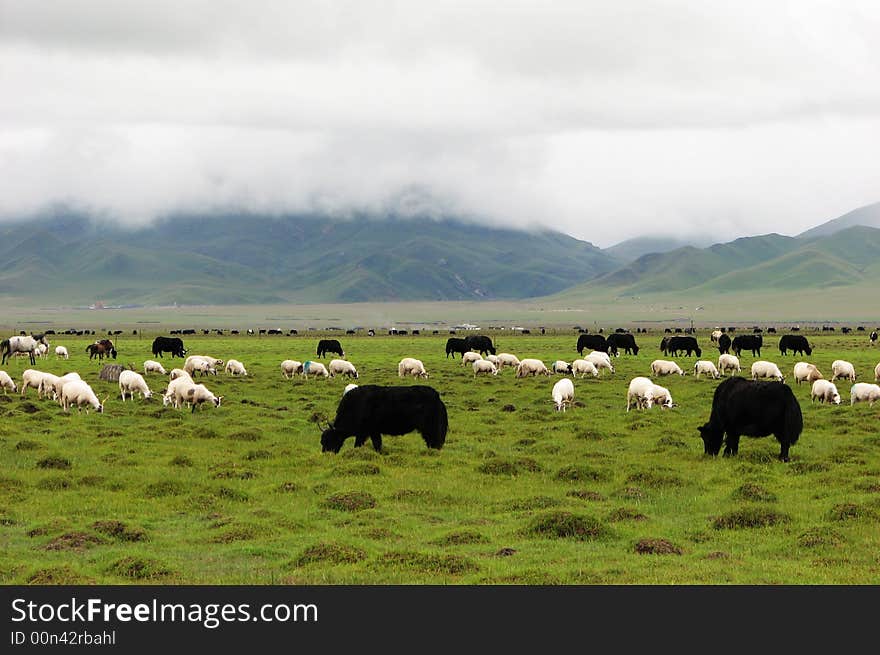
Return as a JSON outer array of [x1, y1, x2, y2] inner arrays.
[[693, 360, 720, 379], [515, 358, 551, 378], [185, 355, 224, 370], [496, 353, 521, 370], [750, 360, 785, 382], [54, 346, 69, 360], [21, 369, 52, 398], [328, 359, 358, 379], [184, 356, 217, 377], [552, 360, 573, 375], [144, 360, 167, 375], [486, 354, 501, 369], [302, 361, 330, 379], [810, 379, 840, 405], [186, 383, 223, 413], [552, 377, 575, 411], [0, 370, 17, 394], [793, 362, 823, 385], [649, 384, 675, 409], [461, 351, 482, 366], [34, 343, 49, 360], [61, 380, 104, 414], [850, 382, 880, 407], [225, 359, 248, 376], [571, 359, 599, 378], [119, 370, 153, 401], [626, 376, 656, 411], [398, 357, 429, 379], [169, 368, 191, 381], [718, 354, 741, 376], [50, 372, 82, 404], [164, 375, 196, 409], [584, 351, 614, 375], [831, 359, 857, 382], [281, 360, 304, 379], [472, 359, 498, 378], [651, 360, 685, 377]]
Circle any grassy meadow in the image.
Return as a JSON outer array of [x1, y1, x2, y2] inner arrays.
[[1, 329, 880, 585]]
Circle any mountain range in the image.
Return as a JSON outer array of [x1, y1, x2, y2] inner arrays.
[[0, 202, 877, 306]]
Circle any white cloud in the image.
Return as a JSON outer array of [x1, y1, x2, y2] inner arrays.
[[1, 0, 879, 246]]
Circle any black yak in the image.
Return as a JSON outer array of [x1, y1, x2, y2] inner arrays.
[[445, 337, 469, 358], [732, 334, 762, 357], [717, 333, 731, 355], [576, 334, 617, 357], [316, 339, 344, 358], [606, 332, 639, 355], [320, 385, 448, 453], [151, 336, 187, 358], [464, 335, 496, 356], [778, 334, 812, 356], [697, 376, 802, 462]]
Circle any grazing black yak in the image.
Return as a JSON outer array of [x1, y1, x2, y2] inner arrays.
[[316, 339, 344, 358], [464, 335, 496, 356], [717, 333, 731, 355], [576, 334, 617, 357], [698, 376, 802, 462], [151, 336, 187, 358], [732, 334, 763, 357], [445, 337, 469, 358], [606, 332, 639, 355], [778, 334, 813, 356], [320, 385, 448, 453], [663, 335, 701, 357]]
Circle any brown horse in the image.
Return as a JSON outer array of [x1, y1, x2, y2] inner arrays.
[[86, 339, 117, 361]]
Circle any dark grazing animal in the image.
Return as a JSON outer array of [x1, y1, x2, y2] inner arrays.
[[576, 334, 618, 357], [697, 376, 802, 462], [778, 334, 812, 356], [316, 339, 344, 358], [1, 333, 48, 365], [663, 335, 701, 357], [606, 332, 639, 355], [151, 336, 187, 358], [464, 335, 496, 356], [445, 337, 469, 358], [717, 333, 732, 355], [320, 384, 448, 453], [871, 330, 878, 344], [731, 334, 763, 357], [86, 339, 117, 360]]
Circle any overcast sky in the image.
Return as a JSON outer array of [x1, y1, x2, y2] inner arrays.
[[2, 1, 879, 247]]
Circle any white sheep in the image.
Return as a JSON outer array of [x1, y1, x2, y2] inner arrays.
[[810, 379, 840, 405], [551, 377, 575, 411], [164, 375, 195, 409], [51, 372, 82, 404], [831, 359, 857, 382], [515, 359, 551, 378], [649, 384, 675, 409], [119, 370, 153, 401], [184, 356, 217, 377], [486, 354, 502, 369], [626, 376, 655, 411], [850, 382, 880, 407], [693, 360, 720, 379], [398, 357, 428, 379], [496, 353, 521, 370], [169, 368, 191, 381], [328, 359, 358, 379], [571, 359, 599, 378], [302, 361, 330, 379], [875, 361, 880, 382], [0, 370, 17, 394], [472, 359, 498, 378], [552, 360, 573, 375], [651, 360, 685, 377], [143, 360, 167, 375], [461, 352, 482, 366], [61, 380, 104, 414], [751, 361, 785, 382], [54, 346, 69, 360], [20, 369, 49, 398], [718, 354, 741, 376], [34, 343, 49, 359], [225, 359, 248, 376], [584, 351, 614, 375], [186, 383, 223, 412], [185, 355, 224, 369], [281, 360, 304, 379], [793, 362, 823, 385]]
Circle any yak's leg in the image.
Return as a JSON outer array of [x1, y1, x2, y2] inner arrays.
[[723, 434, 740, 456], [778, 439, 791, 462], [354, 434, 368, 447], [370, 434, 383, 451]]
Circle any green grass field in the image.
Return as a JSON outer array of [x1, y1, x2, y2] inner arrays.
[[1, 330, 879, 584]]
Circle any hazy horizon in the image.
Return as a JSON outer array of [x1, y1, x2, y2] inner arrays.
[[2, 1, 879, 247]]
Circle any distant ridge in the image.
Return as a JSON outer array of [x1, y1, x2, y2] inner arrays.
[[797, 201, 880, 240]]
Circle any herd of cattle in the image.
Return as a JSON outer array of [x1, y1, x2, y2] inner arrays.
[[2, 328, 880, 463]]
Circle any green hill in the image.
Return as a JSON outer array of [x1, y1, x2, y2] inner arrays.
[[0, 211, 618, 305]]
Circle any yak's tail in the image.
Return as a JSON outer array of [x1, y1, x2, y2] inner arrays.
[[784, 391, 803, 446]]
